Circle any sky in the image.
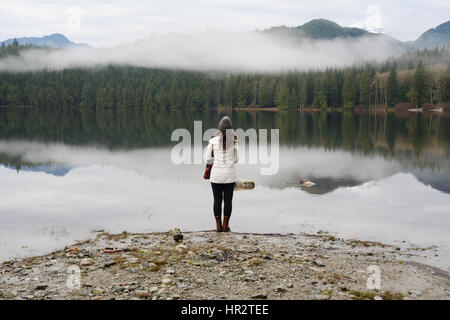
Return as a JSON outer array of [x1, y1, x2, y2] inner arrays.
[[0, 0, 448, 48]]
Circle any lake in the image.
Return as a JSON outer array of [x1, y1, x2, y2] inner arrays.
[[0, 107, 449, 269]]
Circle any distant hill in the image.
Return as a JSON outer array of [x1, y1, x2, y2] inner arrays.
[[0, 33, 90, 49], [261, 19, 405, 53], [263, 19, 376, 40], [408, 21, 450, 50], [261, 19, 450, 51]]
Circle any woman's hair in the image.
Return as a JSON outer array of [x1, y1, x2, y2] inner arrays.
[[218, 116, 233, 150]]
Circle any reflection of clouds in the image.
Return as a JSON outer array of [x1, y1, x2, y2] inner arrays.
[[0, 163, 449, 268], [0, 140, 449, 268], [0, 140, 403, 184]]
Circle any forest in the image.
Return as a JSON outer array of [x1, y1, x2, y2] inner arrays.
[[0, 40, 449, 110]]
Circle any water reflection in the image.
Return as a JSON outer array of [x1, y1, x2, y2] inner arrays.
[[0, 108, 449, 156], [0, 108, 449, 268]]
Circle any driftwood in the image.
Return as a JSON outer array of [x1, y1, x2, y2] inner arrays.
[[299, 179, 316, 187], [234, 179, 255, 190]]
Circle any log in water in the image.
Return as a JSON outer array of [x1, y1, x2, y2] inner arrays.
[[235, 179, 255, 190]]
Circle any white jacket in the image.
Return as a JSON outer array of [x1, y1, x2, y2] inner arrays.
[[205, 134, 239, 184]]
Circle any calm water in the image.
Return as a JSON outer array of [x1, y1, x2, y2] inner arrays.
[[0, 107, 449, 269]]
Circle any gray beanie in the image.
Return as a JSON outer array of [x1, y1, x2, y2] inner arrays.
[[218, 116, 233, 132]]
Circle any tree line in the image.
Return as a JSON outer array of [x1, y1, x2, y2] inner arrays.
[[0, 42, 449, 110]]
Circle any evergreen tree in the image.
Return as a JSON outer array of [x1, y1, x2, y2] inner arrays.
[[360, 68, 372, 106], [275, 78, 289, 109], [410, 61, 428, 107], [342, 70, 357, 110], [443, 63, 450, 102], [386, 64, 399, 107], [237, 76, 249, 108], [80, 83, 95, 109], [257, 77, 273, 107]]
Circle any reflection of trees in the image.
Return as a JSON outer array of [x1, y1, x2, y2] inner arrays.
[[318, 111, 328, 146], [406, 114, 427, 157], [341, 112, 356, 149], [442, 116, 450, 159], [0, 108, 449, 161], [385, 113, 397, 155], [358, 112, 373, 154]]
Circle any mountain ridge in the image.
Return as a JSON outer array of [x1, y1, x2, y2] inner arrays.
[[408, 21, 450, 49], [262, 19, 449, 50], [1, 19, 449, 51], [0, 33, 90, 49]]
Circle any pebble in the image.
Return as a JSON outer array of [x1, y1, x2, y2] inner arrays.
[[308, 294, 329, 300], [93, 288, 105, 295], [149, 286, 159, 294], [135, 290, 150, 298], [128, 257, 139, 264], [314, 259, 325, 267], [80, 258, 93, 266], [148, 262, 158, 271], [409, 290, 422, 297], [165, 268, 175, 274], [35, 285, 48, 291], [251, 294, 268, 299], [111, 286, 124, 293], [101, 261, 117, 268], [172, 229, 184, 242]]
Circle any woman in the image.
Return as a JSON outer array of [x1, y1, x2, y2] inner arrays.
[[205, 116, 239, 232]]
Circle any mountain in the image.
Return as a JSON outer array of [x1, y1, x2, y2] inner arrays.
[[408, 21, 450, 50], [262, 19, 450, 51], [0, 33, 90, 49], [263, 19, 374, 40], [261, 19, 405, 53]]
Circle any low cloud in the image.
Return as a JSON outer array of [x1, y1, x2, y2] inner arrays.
[[0, 30, 404, 73]]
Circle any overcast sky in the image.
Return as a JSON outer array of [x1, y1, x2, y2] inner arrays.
[[0, 0, 448, 47]]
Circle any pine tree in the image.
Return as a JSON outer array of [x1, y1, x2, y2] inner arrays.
[[223, 75, 235, 107], [360, 69, 372, 106], [342, 70, 357, 110], [305, 72, 315, 106], [237, 76, 249, 108], [80, 83, 95, 109], [135, 86, 143, 108], [443, 63, 450, 102], [258, 77, 273, 107], [318, 74, 329, 109], [386, 64, 399, 107], [410, 61, 428, 107], [275, 78, 289, 109]]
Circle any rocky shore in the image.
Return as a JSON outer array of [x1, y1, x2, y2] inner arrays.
[[0, 230, 449, 300]]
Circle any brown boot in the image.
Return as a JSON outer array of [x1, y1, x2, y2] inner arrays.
[[222, 216, 230, 232], [214, 216, 222, 232]]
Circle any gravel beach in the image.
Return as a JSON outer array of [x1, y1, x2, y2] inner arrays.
[[0, 230, 449, 300]]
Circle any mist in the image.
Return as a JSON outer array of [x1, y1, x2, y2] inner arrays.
[[0, 30, 405, 73]]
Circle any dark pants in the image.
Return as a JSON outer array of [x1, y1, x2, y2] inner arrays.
[[211, 182, 235, 217]]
